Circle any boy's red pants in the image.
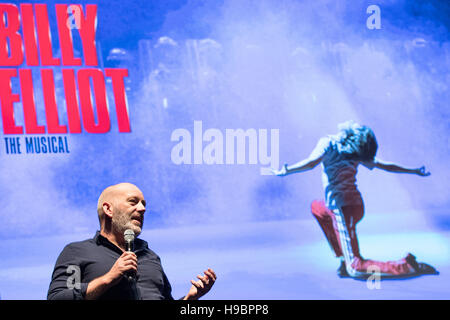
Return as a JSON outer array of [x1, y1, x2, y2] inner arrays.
[[311, 200, 414, 276]]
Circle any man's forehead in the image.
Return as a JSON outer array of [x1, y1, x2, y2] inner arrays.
[[104, 183, 144, 199], [115, 183, 144, 196]]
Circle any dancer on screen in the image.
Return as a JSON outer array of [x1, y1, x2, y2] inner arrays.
[[272, 120, 438, 278]]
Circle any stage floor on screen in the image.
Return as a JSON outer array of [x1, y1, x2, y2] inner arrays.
[[0, 210, 449, 300]]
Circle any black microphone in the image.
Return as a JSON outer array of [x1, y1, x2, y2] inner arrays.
[[124, 229, 135, 281]]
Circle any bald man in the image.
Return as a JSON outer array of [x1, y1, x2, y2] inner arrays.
[[47, 183, 216, 300]]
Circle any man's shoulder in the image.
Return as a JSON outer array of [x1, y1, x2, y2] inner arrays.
[[53, 236, 97, 265], [59, 237, 96, 254]]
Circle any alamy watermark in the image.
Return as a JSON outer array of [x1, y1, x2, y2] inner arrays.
[[366, 265, 381, 290], [66, 265, 81, 290], [66, 5, 81, 30], [170, 121, 279, 175], [366, 5, 381, 30]]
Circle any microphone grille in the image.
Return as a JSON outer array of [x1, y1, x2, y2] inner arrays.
[[124, 229, 135, 242]]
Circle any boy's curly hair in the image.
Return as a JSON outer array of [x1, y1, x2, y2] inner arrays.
[[337, 120, 378, 161]]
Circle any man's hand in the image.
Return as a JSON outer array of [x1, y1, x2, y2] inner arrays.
[[271, 164, 288, 176], [105, 251, 138, 285], [85, 251, 138, 300], [183, 268, 217, 300], [415, 166, 431, 177]]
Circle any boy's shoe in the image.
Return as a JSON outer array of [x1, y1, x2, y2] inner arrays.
[[337, 261, 350, 278], [405, 253, 439, 275]]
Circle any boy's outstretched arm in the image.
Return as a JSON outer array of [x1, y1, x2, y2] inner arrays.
[[364, 159, 431, 176], [272, 137, 327, 176], [272, 155, 323, 176]]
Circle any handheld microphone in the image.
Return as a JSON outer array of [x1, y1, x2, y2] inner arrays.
[[124, 229, 135, 252], [124, 229, 136, 281]]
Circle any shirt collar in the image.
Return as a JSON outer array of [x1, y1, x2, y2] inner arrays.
[[93, 230, 149, 253]]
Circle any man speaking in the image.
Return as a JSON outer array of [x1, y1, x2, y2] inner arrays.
[[47, 183, 216, 300]]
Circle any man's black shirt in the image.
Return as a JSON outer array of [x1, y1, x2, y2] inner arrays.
[[47, 231, 174, 300]]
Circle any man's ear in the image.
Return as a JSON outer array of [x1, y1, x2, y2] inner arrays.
[[103, 202, 113, 219]]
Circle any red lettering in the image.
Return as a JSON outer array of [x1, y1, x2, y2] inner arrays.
[[19, 69, 45, 134], [41, 69, 67, 133], [0, 69, 22, 134], [20, 4, 39, 66], [0, 4, 23, 66], [105, 68, 131, 132], [35, 4, 60, 66], [78, 69, 110, 133], [79, 5, 98, 66], [55, 5, 81, 66], [62, 69, 82, 133], [0, 4, 100, 67]]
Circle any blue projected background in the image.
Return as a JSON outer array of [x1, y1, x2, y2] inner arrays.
[[0, 0, 449, 299]]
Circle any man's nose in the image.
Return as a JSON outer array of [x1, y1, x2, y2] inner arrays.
[[137, 201, 146, 212]]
